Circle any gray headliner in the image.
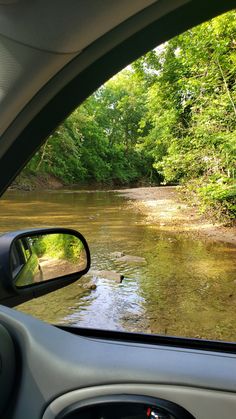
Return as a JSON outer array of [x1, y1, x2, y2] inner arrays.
[[0, 0, 157, 53], [0, 35, 75, 136], [0, 0, 189, 139]]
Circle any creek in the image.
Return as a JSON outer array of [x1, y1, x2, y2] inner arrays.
[[1, 189, 236, 341]]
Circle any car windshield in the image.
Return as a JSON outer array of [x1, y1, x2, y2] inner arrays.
[[1, 10, 235, 341]]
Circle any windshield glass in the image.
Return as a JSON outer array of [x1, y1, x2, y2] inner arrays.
[[2, 10, 235, 341]]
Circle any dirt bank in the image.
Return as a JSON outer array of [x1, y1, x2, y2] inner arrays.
[[10, 173, 64, 191], [116, 186, 236, 246]]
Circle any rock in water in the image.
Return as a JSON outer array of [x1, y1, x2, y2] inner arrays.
[[116, 255, 146, 264], [82, 281, 97, 290], [110, 251, 124, 258], [89, 283, 97, 290], [89, 269, 124, 283]]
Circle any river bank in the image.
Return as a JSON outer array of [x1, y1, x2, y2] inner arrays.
[[10, 172, 64, 191], [12, 187, 235, 338], [116, 186, 236, 246], [8, 178, 236, 245]]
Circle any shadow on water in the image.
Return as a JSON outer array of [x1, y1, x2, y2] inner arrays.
[[1, 189, 236, 341]]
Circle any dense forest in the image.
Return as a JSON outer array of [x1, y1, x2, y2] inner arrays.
[[19, 11, 236, 223]]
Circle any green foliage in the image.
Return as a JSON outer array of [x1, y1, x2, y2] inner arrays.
[[33, 234, 84, 262], [133, 10, 236, 223], [20, 10, 235, 222], [24, 70, 154, 186], [197, 179, 236, 223]]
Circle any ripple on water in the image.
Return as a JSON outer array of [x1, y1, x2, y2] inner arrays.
[[2, 189, 235, 341]]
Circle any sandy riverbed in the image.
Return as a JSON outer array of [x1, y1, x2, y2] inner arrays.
[[116, 186, 236, 246]]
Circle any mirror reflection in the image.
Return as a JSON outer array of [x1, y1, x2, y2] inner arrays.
[[11, 233, 88, 287]]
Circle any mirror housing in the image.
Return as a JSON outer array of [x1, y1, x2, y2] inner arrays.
[[0, 228, 90, 307]]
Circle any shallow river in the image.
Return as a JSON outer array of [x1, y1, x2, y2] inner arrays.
[[1, 189, 236, 341]]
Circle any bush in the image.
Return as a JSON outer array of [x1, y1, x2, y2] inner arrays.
[[185, 177, 236, 225]]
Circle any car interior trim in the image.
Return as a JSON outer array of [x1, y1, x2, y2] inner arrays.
[[54, 394, 195, 419], [0, 0, 189, 139], [0, 0, 157, 53], [57, 325, 236, 355], [42, 384, 236, 419], [0, 323, 16, 417]]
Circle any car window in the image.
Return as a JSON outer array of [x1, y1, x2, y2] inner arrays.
[[1, 10, 235, 341]]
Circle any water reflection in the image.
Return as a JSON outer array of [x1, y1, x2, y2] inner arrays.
[[1, 189, 236, 341]]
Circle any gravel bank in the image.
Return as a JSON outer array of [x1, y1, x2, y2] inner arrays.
[[116, 186, 236, 246]]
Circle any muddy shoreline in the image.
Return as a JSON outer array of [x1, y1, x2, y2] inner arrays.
[[8, 182, 235, 245], [116, 186, 236, 246]]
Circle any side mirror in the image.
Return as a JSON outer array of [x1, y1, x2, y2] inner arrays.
[[0, 228, 90, 307]]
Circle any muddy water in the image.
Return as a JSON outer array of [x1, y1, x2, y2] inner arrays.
[[1, 189, 236, 341]]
